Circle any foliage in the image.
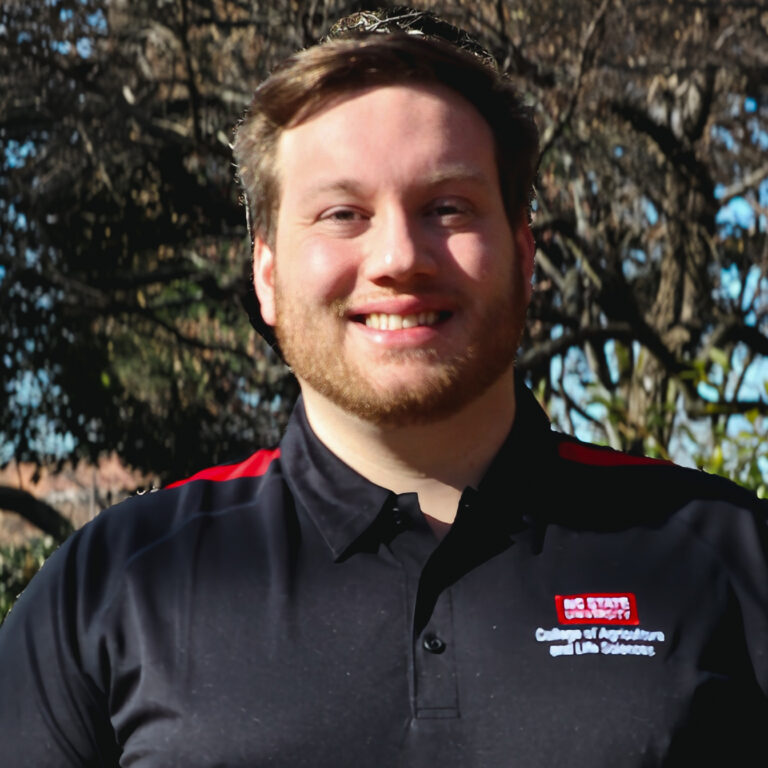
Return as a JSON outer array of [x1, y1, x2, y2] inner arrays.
[[0, 0, 767, 495], [0, 0, 322, 481], [688, 410, 768, 497], [506, 0, 768, 470], [0, 536, 57, 625]]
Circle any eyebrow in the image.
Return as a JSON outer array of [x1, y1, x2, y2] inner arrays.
[[300, 166, 492, 201], [301, 179, 366, 200], [420, 166, 491, 188]]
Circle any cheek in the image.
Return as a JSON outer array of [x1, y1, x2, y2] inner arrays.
[[276, 238, 359, 305], [447, 230, 513, 284], [310, 249, 359, 305]]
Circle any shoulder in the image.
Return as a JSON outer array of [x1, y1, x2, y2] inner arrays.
[[164, 446, 282, 491], [554, 434, 675, 469], [548, 432, 768, 524], [540, 433, 768, 600], [8, 447, 288, 625], [81, 446, 284, 550]]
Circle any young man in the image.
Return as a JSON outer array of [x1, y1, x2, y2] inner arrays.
[[1, 9, 767, 766]]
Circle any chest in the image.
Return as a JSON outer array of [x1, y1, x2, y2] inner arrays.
[[103, 522, 761, 767]]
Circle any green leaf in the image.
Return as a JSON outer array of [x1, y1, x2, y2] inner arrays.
[[708, 347, 730, 371]]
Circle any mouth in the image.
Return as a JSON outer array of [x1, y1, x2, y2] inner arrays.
[[353, 311, 451, 330]]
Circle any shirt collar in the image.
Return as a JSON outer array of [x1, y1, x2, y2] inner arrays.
[[477, 380, 556, 513], [278, 380, 556, 561], [279, 399, 393, 560]]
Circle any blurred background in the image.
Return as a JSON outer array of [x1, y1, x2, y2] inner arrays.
[[1, 0, 767, 617]]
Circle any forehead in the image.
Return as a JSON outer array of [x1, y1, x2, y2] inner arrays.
[[274, 83, 497, 197]]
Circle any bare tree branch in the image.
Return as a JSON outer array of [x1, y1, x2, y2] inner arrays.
[[0, 487, 73, 544], [718, 162, 768, 205], [539, 0, 610, 161]]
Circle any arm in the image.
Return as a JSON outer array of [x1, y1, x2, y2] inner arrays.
[[0, 534, 120, 766]]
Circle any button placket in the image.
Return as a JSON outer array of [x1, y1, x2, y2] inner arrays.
[[384, 494, 442, 720], [414, 587, 459, 719]]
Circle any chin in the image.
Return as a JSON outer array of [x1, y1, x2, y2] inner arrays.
[[292, 349, 517, 428]]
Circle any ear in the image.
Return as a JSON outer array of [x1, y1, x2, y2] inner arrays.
[[253, 236, 277, 326], [513, 217, 536, 303]]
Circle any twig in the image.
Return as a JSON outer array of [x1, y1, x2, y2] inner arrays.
[[539, 0, 610, 161]]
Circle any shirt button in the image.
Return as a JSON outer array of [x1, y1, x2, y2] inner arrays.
[[422, 634, 446, 654]]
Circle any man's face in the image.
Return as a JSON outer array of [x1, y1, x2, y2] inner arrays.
[[254, 83, 533, 426]]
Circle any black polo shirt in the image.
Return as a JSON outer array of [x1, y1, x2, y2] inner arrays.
[[2, 385, 768, 766]]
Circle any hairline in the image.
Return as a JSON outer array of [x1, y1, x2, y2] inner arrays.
[[237, 35, 537, 247], [269, 82, 504, 239]]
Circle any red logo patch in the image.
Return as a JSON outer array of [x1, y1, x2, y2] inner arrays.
[[555, 593, 639, 625]]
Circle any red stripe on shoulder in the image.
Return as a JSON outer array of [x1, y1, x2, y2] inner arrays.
[[557, 440, 672, 468], [165, 447, 281, 490]]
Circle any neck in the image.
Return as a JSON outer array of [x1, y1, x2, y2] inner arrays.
[[299, 368, 518, 533]]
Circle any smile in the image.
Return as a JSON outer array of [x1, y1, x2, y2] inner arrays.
[[360, 311, 446, 330]]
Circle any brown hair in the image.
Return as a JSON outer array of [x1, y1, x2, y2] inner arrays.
[[233, 31, 539, 249]]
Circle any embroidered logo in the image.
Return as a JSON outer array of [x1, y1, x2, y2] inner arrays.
[[534, 593, 666, 658], [555, 593, 639, 625]]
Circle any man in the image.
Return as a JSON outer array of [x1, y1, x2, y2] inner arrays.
[[1, 8, 767, 766]]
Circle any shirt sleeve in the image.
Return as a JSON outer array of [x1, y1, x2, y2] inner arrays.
[[0, 533, 120, 767], [725, 500, 768, 698]]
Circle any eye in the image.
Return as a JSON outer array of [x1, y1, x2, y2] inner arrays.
[[315, 206, 370, 237], [319, 207, 368, 223], [426, 198, 474, 226]]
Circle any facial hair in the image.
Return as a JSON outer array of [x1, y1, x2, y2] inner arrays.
[[273, 259, 528, 427]]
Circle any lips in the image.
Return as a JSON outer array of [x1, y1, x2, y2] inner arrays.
[[348, 295, 455, 333]]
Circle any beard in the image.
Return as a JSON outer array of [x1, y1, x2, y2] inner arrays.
[[273, 262, 528, 428]]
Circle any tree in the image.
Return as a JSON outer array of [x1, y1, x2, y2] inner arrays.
[[464, 0, 768, 489], [0, 0, 325, 484], [1, 0, 767, 531]]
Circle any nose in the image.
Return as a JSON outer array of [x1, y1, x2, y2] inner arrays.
[[360, 207, 438, 284]]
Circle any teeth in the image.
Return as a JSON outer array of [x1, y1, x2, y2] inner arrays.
[[364, 311, 439, 330]]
